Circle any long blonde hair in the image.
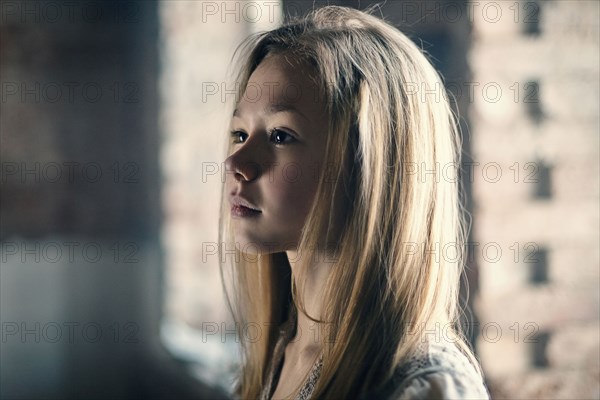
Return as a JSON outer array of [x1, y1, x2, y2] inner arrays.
[[219, 5, 481, 399]]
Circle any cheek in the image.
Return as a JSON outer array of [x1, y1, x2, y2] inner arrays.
[[269, 171, 319, 221]]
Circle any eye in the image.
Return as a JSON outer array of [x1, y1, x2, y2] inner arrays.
[[230, 128, 296, 145], [230, 130, 247, 144], [269, 128, 295, 145]]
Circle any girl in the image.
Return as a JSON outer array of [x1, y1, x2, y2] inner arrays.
[[219, 5, 490, 400]]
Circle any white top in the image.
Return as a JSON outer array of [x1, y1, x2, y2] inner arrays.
[[259, 317, 490, 400]]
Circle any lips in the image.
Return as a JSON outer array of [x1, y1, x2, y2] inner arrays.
[[231, 205, 261, 218], [229, 195, 261, 213]]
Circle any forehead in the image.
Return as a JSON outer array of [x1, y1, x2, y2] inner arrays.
[[236, 55, 325, 118]]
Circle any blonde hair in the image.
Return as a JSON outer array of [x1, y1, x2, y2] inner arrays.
[[219, 5, 482, 399]]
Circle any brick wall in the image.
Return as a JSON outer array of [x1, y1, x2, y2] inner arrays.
[[471, 1, 600, 398]]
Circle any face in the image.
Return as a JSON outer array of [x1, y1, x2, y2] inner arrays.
[[225, 55, 329, 254]]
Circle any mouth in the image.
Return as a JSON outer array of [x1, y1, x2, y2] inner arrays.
[[231, 204, 262, 218], [229, 194, 261, 213]]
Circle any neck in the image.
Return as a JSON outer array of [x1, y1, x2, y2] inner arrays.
[[285, 248, 335, 353]]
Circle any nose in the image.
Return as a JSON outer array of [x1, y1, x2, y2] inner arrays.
[[224, 149, 261, 182]]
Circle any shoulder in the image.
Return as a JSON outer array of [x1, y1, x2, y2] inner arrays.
[[366, 340, 490, 400]]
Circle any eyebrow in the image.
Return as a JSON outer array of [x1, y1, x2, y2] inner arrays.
[[233, 103, 309, 122]]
